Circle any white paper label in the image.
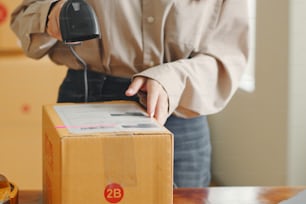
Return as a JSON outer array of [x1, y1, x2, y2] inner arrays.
[[54, 103, 162, 134]]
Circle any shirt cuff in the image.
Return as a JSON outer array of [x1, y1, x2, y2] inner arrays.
[[134, 63, 185, 115]]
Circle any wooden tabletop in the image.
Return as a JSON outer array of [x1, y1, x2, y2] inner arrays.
[[18, 187, 306, 204]]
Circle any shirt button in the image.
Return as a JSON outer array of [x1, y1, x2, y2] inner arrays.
[[148, 61, 155, 66], [146, 16, 155, 23]]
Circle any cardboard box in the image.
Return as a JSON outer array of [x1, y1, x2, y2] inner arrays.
[[0, 0, 22, 52], [42, 101, 173, 204]]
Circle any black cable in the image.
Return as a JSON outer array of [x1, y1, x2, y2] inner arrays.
[[68, 45, 89, 103]]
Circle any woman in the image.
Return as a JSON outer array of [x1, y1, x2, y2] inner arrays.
[[11, 0, 249, 187]]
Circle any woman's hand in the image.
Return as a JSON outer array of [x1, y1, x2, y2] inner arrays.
[[125, 76, 169, 125], [46, 1, 65, 41]]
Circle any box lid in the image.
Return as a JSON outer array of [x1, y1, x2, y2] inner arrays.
[[43, 101, 172, 137]]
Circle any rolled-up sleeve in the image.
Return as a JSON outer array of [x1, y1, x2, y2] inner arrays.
[[136, 0, 249, 118], [10, 0, 58, 59]]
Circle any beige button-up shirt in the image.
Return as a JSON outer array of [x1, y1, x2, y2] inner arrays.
[[11, 0, 249, 118]]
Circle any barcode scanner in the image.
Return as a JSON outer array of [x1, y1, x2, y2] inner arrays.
[[59, 0, 101, 102], [59, 0, 100, 44]]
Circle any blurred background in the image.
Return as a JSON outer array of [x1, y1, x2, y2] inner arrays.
[[0, 0, 305, 190]]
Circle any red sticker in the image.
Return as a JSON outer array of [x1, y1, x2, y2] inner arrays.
[[21, 104, 31, 114], [0, 3, 8, 24], [104, 183, 124, 203]]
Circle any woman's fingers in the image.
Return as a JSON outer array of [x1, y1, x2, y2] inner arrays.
[[126, 77, 169, 125]]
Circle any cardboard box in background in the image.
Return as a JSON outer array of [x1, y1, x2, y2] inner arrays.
[[0, 0, 22, 52], [42, 101, 173, 204], [0, 56, 67, 189]]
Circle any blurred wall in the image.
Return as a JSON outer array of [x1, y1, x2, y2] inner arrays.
[[0, 1, 67, 190], [0, 56, 66, 190], [209, 0, 306, 186], [287, 0, 306, 185], [209, 0, 290, 185]]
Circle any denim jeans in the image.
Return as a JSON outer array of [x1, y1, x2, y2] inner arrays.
[[57, 69, 212, 187]]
